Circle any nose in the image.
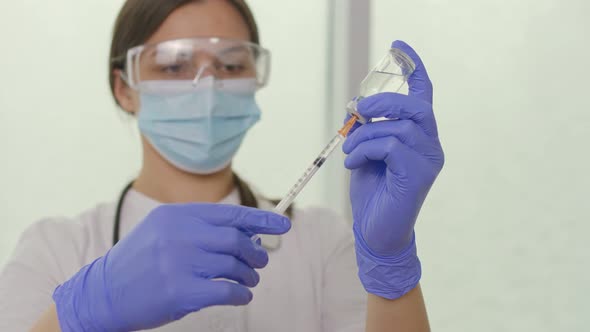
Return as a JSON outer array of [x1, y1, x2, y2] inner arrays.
[[192, 64, 217, 86]]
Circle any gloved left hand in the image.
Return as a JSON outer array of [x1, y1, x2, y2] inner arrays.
[[343, 40, 444, 300]]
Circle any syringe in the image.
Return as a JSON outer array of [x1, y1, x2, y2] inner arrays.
[[251, 116, 359, 244], [273, 115, 358, 214]]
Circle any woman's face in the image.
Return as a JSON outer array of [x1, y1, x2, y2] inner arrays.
[[115, 0, 252, 113]]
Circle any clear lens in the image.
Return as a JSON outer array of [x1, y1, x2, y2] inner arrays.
[[125, 38, 270, 89]]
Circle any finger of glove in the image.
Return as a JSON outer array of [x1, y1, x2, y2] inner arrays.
[[193, 252, 260, 287], [199, 225, 269, 269], [392, 40, 433, 104], [185, 279, 254, 310], [343, 120, 437, 156], [174, 204, 291, 235], [356, 93, 438, 138], [344, 136, 416, 173]]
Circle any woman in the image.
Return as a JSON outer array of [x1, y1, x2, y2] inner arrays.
[[0, 0, 444, 331]]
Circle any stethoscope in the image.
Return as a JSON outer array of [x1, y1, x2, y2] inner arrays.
[[112, 181, 282, 250], [112, 181, 134, 246]]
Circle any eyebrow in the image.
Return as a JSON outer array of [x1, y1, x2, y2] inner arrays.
[[142, 43, 254, 63], [218, 45, 251, 55]]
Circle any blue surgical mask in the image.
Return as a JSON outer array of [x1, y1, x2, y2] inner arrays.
[[137, 77, 261, 174]]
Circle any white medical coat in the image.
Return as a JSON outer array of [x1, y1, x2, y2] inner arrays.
[[0, 188, 367, 331]]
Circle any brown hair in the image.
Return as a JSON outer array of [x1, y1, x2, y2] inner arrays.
[[109, 0, 260, 103]]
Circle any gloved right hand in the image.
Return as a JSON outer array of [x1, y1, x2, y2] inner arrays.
[[52, 204, 291, 332]]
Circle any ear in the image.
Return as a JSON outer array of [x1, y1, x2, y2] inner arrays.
[[113, 69, 139, 115]]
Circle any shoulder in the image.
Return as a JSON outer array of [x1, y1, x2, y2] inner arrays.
[[292, 207, 366, 331], [10, 202, 116, 278], [291, 205, 350, 236], [288, 204, 355, 263], [0, 203, 115, 329]]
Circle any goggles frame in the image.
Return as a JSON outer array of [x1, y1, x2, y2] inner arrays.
[[117, 37, 271, 90]]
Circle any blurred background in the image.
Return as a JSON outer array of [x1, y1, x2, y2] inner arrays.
[[0, 0, 588, 330]]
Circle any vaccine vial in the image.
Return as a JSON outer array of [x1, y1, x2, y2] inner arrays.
[[347, 47, 416, 124]]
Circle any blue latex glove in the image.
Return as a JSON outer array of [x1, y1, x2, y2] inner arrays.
[[52, 204, 291, 331], [343, 40, 444, 300]]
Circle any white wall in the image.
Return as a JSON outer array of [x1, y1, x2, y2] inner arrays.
[[0, 0, 332, 264], [0, 0, 139, 263], [372, 0, 590, 330]]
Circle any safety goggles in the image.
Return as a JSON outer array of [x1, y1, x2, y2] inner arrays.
[[118, 37, 271, 90]]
